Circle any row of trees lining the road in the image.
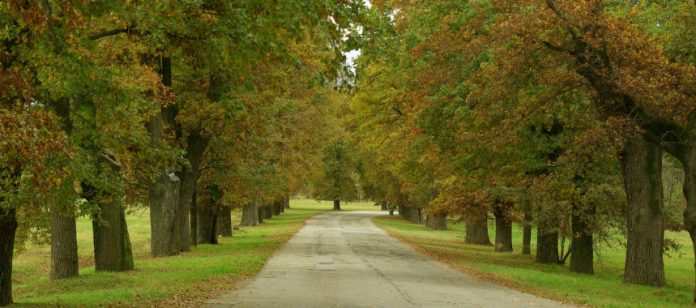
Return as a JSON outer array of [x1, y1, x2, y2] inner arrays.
[[0, 1, 370, 305], [349, 0, 696, 302]]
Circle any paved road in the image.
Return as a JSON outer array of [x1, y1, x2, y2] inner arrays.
[[208, 211, 565, 308]]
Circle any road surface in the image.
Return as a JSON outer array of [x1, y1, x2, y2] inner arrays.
[[208, 211, 565, 308]]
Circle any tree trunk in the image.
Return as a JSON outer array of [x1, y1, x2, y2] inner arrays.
[[217, 203, 232, 237], [0, 209, 17, 306], [399, 205, 408, 219], [465, 218, 491, 245], [241, 203, 259, 227], [257, 205, 265, 224], [408, 207, 422, 224], [263, 204, 272, 220], [425, 213, 447, 230], [669, 111, 696, 302], [272, 200, 281, 216], [279, 200, 285, 214], [50, 99, 80, 279], [494, 207, 513, 252], [522, 209, 532, 255], [190, 189, 198, 246], [177, 132, 209, 252], [197, 186, 221, 245], [91, 192, 134, 272], [570, 205, 594, 274], [535, 231, 559, 264], [149, 171, 180, 257], [284, 196, 290, 209], [381, 203, 388, 211], [50, 207, 79, 279], [333, 199, 341, 211], [621, 135, 665, 286]]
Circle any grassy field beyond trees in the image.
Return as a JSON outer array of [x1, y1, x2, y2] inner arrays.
[[10, 200, 375, 306], [374, 216, 694, 307]]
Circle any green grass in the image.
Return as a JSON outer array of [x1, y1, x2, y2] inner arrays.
[[11, 199, 374, 307], [374, 215, 694, 307]]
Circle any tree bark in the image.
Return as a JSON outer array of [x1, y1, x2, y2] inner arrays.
[[535, 230, 559, 264], [522, 209, 532, 255], [263, 204, 272, 220], [494, 206, 513, 252], [241, 203, 259, 227], [408, 207, 422, 224], [50, 99, 80, 279], [50, 206, 79, 279], [217, 203, 232, 237], [425, 213, 447, 230], [284, 196, 290, 209], [333, 199, 341, 211], [190, 189, 198, 246], [257, 205, 265, 224], [465, 217, 491, 245], [621, 135, 665, 286], [177, 132, 209, 252], [91, 190, 134, 272], [272, 200, 281, 216], [399, 205, 408, 219], [197, 186, 220, 245], [570, 204, 594, 274], [0, 209, 17, 306], [149, 171, 180, 257]]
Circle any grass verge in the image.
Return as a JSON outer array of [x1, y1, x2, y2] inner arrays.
[[373, 215, 694, 307], [11, 199, 373, 307]]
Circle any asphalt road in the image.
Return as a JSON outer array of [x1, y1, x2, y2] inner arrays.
[[207, 211, 565, 308]]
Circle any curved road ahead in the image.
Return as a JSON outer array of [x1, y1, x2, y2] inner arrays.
[[208, 211, 564, 308]]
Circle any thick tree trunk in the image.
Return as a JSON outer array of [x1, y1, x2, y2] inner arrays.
[[217, 203, 232, 237], [570, 205, 594, 274], [50, 207, 79, 279], [241, 203, 259, 227], [621, 135, 665, 286], [333, 199, 341, 211], [149, 171, 180, 257], [522, 209, 532, 255], [408, 207, 422, 224], [50, 100, 80, 279], [279, 199, 285, 214], [494, 207, 513, 252], [673, 112, 696, 302], [196, 187, 220, 245], [380, 203, 388, 211], [264, 205, 273, 220], [0, 209, 17, 306], [257, 205, 265, 224], [190, 189, 198, 246], [272, 200, 281, 216], [92, 193, 134, 272], [465, 218, 492, 245], [425, 213, 447, 230], [399, 205, 408, 219], [284, 196, 290, 209], [535, 231, 559, 264], [177, 132, 209, 252]]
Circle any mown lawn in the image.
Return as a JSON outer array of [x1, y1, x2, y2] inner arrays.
[[374, 215, 694, 307], [11, 199, 375, 306]]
